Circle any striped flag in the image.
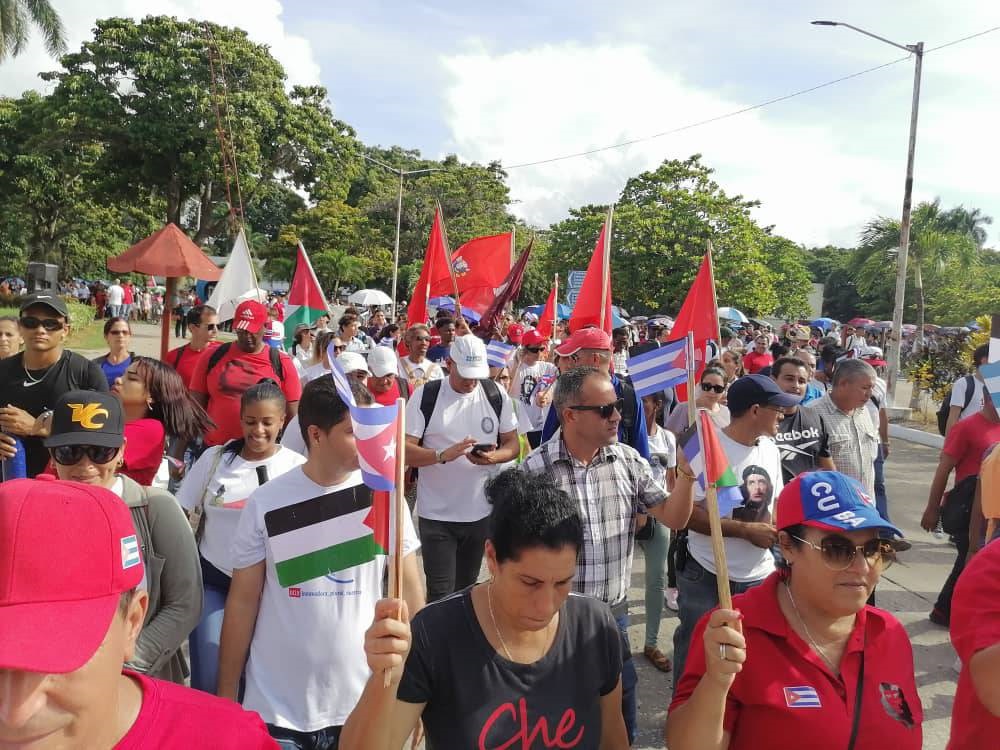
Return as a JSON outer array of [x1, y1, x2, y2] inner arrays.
[[486, 340, 516, 368], [627, 339, 687, 397], [981, 359, 1000, 409], [679, 410, 743, 516], [264, 484, 389, 587]]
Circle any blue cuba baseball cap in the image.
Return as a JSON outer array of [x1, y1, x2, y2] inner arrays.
[[776, 471, 907, 546]]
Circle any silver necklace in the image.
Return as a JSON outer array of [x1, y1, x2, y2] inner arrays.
[[785, 582, 841, 672], [22, 362, 49, 385]]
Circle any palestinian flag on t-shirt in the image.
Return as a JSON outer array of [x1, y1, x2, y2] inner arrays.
[[264, 484, 390, 587], [283, 242, 328, 349]]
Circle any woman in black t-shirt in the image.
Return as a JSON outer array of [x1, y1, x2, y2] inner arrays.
[[341, 469, 628, 750]]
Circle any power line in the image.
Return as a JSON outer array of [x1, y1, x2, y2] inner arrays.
[[503, 25, 1000, 171]]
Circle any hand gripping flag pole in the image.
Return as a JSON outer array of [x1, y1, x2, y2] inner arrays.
[[385, 396, 407, 688]]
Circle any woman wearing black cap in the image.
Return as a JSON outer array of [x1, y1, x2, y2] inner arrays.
[[667, 471, 920, 750], [44, 390, 202, 685]]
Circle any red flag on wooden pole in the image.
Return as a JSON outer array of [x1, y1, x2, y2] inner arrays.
[[671, 247, 721, 400], [537, 274, 559, 338], [569, 207, 614, 334], [407, 207, 451, 327]]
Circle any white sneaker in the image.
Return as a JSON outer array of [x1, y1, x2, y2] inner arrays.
[[665, 588, 679, 611]]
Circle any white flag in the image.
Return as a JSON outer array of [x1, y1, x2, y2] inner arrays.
[[207, 230, 267, 322]]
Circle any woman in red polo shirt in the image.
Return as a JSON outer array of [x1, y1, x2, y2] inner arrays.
[[667, 470, 921, 750]]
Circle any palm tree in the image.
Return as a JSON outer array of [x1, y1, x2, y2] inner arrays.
[[939, 205, 992, 247], [313, 249, 366, 300], [0, 0, 66, 61]]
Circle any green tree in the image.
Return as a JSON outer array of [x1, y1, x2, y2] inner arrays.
[[41, 16, 358, 245], [312, 249, 366, 299], [0, 0, 65, 61]]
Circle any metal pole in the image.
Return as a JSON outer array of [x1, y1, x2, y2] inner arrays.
[[886, 42, 923, 403], [391, 170, 403, 321]]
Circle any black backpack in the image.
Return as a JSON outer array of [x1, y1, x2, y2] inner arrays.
[[418, 378, 504, 447], [937, 375, 977, 435], [205, 342, 285, 383]]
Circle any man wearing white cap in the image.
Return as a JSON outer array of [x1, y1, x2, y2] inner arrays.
[[404, 335, 520, 601], [367, 345, 411, 406], [335, 351, 370, 386]]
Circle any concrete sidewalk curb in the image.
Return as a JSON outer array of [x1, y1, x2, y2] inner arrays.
[[889, 423, 943, 450]]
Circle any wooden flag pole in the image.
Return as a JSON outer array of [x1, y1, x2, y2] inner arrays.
[[599, 206, 613, 331], [686, 332, 697, 428], [706, 239, 722, 345], [706, 483, 734, 610], [553, 273, 560, 337], [384, 397, 407, 688], [437, 203, 462, 306]]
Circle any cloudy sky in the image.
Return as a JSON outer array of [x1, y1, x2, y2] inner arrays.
[[3, 1, 998, 247]]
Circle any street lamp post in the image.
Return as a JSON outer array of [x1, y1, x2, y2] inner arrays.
[[812, 21, 924, 404], [361, 153, 442, 320]]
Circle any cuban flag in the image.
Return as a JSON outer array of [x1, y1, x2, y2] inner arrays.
[[486, 340, 516, 368], [627, 338, 687, 398], [329, 344, 400, 492], [783, 686, 822, 708]]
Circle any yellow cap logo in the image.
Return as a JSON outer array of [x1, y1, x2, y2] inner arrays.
[[66, 403, 109, 429]]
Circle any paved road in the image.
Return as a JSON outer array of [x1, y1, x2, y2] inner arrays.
[[106, 324, 956, 748], [631, 439, 955, 749]]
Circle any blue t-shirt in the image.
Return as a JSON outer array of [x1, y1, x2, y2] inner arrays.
[[426, 344, 450, 364], [95, 354, 132, 388]]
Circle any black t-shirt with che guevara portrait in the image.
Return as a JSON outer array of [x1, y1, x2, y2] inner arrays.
[[396, 587, 622, 750]]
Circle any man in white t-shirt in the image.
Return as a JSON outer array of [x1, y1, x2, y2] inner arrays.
[[106, 279, 125, 318], [404, 334, 520, 601], [945, 344, 990, 435], [672, 373, 799, 681], [219, 376, 424, 745], [510, 328, 557, 448], [398, 323, 443, 389]]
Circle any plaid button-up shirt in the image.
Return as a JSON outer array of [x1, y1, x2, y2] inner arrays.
[[805, 393, 878, 493], [520, 432, 668, 606]]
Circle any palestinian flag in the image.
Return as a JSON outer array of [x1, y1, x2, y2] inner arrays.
[[679, 410, 743, 516], [264, 484, 390, 588], [284, 242, 328, 348]]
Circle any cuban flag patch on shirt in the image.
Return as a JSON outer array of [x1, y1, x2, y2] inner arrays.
[[121, 535, 141, 569], [783, 686, 822, 708]]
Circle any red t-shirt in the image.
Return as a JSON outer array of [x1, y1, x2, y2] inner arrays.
[[122, 419, 165, 486], [166, 342, 220, 390], [370, 377, 401, 406], [743, 351, 774, 374], [943, 412, 1000, 483], [115, 670, 276, 748], [190, 345, 301, 446], [948, 540, 1000, 749], [671, 574, 922, 750]]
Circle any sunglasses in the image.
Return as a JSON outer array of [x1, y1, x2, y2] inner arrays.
[[525, 347, 544, 353], [20, 316, 64, 332], [196, 323, 219, 331], [569, 398, 624, 420], [701, 383, 725, 394], [791, 534, 895, 571], [50, 444, 119, 466]]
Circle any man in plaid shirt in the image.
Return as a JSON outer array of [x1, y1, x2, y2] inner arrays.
[[520, 365, 695, 743]]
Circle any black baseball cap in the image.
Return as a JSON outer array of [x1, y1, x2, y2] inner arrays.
[[19, 293, 70, 320], [44, 391, 125, 449], [727, 374, 802, 413]]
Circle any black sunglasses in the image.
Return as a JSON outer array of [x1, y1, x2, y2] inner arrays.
[[569, 398, 624, 420], [701, 383, 725, 394], [333, 345, 346, 351], [525, 346, 544, 353], [196, 323, 219, 331], [791, 534, 895, 571], [20, 316, 64, 332], [50, 444, 119, 466]]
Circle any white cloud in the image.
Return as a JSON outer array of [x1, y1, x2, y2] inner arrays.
[[0, 0, 321, 97], [440, 33, 1000, 248]]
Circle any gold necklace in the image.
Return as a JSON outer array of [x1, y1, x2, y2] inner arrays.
[[487, 582, 554, 663], [785, 582, 843, 673]]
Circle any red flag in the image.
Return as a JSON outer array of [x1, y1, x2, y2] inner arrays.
[[671, 251, 720, 400], [478, 240, 534, 334], [537, 275, 559, 338], [428, 232, 512, 297], [569, 210, 613, 334], [408, 208, 452, 327]]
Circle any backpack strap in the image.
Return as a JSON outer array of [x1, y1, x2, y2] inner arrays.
[[172, 344, 188, 370], [396, 376, 411, 400], [480, 378, 505, 447], [128, 495, 153, 572], [963, 374, 977, 411], [418, 380, 443, 445], [267, 346, 286, 383], [205, 341, 232, 376]]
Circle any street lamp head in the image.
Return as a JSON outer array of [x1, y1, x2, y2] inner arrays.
[[811, 20, 839, 26]]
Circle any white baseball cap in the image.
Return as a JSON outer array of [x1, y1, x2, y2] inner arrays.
[[336, 351, 370, 376], [367, 346, 398, 378], [449, 335, 490, 379]]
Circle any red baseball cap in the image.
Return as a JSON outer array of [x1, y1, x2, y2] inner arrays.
[[506, 323, 525, 344], [234, 300, 268, 333], [522, 329, 548, 348], [555, 327, 612, 356], [0, 477, 145, 673]]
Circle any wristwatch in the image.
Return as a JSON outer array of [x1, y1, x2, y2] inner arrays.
[[435, 449, 446, 464]]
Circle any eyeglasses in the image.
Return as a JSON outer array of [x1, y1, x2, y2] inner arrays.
[[701, 383, 725, 394], [197, 323, 219, 331], [525, 347, 544, 353], [791, 534, 895, 571], [20, 317, 64, 332], [50, 444, 119, 466], [569, 398, 624, 420]]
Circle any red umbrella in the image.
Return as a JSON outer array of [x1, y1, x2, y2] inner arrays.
[[848, 317, 875, 327], [107, 223, 221, 360]]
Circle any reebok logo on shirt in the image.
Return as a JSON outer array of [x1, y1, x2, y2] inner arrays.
[[775, 427, 820, 442]]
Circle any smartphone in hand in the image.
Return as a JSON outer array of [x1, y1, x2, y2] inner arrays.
[[471, 443, 493, 455]]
